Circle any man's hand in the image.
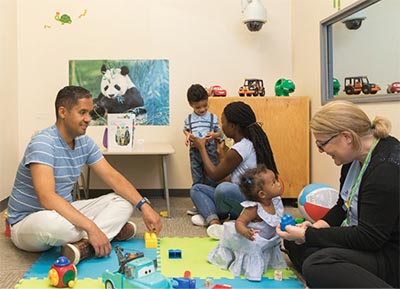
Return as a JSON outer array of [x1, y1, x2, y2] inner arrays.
[[141, 204, 162, 234], [86, 224, 112, 257]]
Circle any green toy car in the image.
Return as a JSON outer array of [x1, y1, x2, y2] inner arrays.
[[102, 245, 172, 289]]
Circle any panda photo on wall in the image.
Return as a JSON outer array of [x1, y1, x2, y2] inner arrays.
[[90, 64, 147, 123]]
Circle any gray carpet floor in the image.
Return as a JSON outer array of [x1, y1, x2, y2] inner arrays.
[[0, 196, 304, 289]]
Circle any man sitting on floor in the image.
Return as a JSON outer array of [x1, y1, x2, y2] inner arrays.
[[7, 86, 162, 265]]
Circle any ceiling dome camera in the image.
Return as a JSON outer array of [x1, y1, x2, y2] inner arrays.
[[342, 19, 364, 30], [245, 21, 264, 32], [242, 0, 267, 32], [341, 11, 366, 30]]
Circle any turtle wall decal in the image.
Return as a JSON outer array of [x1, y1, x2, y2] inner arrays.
[[55, 12, 72, 25]]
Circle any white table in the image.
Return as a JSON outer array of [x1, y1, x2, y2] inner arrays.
[[85, 143, 175, 217]]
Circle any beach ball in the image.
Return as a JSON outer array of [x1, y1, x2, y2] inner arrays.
[[298, 184, 339, 222]]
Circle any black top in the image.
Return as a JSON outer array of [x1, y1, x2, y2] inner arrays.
[[305, 136, 400, 287]]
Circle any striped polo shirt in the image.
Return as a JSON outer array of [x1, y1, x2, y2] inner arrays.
[[183, 111, 221, 138], [7, 125, 103, 225]]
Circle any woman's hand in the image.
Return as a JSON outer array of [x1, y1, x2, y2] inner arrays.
[[296, 220, 313, 229], [276, 224, 306, 244], [185, 133, 192, 147], [205, 132, 214, 142], [189, 135, 207, 149]]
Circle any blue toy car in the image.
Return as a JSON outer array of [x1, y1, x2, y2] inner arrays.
[[102, 245, 172, 289], [172, 277, 196, 289]]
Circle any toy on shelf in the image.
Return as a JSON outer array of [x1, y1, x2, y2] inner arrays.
[[48, 256, 77, 288], [280, 214, 296, 231], [102, 245, 172, 289], [207, 85, 227, 97], [343, 76, 380, 95], [168, 249, 182, 259], [144, 231, 157, 248], [238, 78, 265, 96], [387, 81, 400, 94], [298, 183, 339, 222], [274, 78, 295, 96], [333, 78, 341, 95]]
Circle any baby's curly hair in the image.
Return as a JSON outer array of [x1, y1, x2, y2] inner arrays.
[[239, 164, 270, 202]]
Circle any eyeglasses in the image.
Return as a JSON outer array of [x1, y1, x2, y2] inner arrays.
[[315, 134, 339, 151]]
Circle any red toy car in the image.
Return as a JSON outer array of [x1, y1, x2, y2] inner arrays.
[[387, 82, 400, 94], [207, 85, 227, 97]]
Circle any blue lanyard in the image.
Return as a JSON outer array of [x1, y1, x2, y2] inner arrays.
[[342, 138, 378, 226]]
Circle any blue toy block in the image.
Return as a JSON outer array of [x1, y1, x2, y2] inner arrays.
[[280, 214, 296, 231], [168, 249, 182, 259]]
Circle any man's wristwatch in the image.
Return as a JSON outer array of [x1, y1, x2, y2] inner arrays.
[[136, 197, 151, 211]]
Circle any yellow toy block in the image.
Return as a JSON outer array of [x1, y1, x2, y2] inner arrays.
[[3, 210, 10, 237], [159, 211, 168, 218], [144, 231, 157, 248]]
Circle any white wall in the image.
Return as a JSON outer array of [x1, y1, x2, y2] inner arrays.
[[292, 0, 400, 191], [15, 0, 292, 191], [0, 0, 18, 202], [2, 0, 397, 202]]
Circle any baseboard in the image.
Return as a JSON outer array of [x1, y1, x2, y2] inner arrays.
[[0, 197, 9, 212]]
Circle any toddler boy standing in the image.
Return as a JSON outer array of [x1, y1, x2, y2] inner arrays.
[[183, 84, 222, 196]]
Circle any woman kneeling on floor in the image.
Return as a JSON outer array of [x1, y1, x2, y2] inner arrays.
[[189, 101, 278, 239]]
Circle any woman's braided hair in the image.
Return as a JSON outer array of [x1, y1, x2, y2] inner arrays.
[[223, 101, 278, 175]]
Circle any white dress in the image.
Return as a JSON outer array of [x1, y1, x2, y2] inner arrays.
[[207, 197, 287, 281]]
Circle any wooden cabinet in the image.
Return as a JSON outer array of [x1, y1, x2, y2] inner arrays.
[[208, 96, 310, 199]]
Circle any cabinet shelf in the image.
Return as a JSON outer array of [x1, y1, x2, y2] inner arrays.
[[209, 96, 310, 199]]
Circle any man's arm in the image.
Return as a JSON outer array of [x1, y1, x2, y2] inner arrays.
[[30, 163, 111, 257], [90, 158, 162, 233]]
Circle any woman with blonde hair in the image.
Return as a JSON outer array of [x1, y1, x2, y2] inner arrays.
[[277, 100, 399, 288]]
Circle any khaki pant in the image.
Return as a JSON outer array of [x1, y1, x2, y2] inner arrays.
[[10, 193, 133, 252]]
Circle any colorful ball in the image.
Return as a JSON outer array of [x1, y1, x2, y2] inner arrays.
[[298, 184, 339, 222]]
